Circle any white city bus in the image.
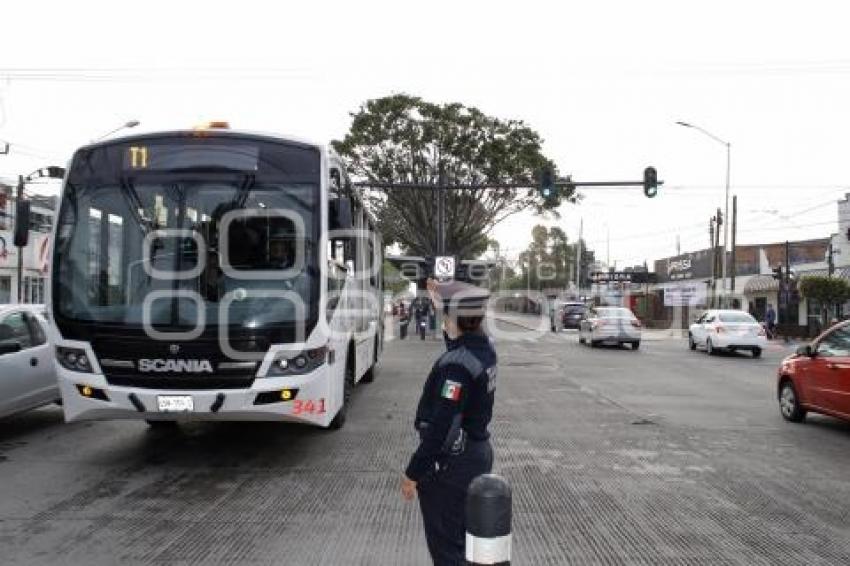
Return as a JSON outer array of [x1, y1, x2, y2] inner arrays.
[[49, 124, 383, 429]]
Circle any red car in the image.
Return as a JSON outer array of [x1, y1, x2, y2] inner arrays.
[[777, 321, 850, 423]]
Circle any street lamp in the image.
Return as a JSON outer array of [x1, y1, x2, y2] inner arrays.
[[91, 120, 140, 143], [676, 121, 732, 297]]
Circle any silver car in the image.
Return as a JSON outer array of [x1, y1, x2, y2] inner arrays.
[[0, 304, 59, 418], [579, 306, 642, 350]]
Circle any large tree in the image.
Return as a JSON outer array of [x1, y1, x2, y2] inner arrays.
[[332, 94, 576, 257], [502, 224, 594, 291]]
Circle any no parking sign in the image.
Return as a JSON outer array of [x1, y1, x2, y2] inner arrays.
[[434, 256, 456, 280]]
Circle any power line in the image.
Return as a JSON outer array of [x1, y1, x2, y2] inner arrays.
[[0, 68, 312, 83]]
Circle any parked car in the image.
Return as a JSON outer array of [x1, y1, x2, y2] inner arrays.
[[579, 306, 641, 349], [688, 309, 766, 358], [0, 304, 59, 419], [777, 320, 850, 423], [561, 302, 587, 330]]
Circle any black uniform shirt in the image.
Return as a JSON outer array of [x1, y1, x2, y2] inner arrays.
[[405, 331, 497, 482]]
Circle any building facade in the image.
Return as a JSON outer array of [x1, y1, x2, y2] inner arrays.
[[647, 238, 830, 335], [0, 180, 55, 304]]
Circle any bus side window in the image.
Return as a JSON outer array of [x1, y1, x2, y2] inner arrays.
[[344, 237, 355, 276], [368, 239, 376, 287], [329, 168, 342, 191]]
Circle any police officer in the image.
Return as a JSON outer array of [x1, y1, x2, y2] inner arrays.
[[401, 278, 497, 566]]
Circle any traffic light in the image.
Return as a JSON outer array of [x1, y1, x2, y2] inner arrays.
[[643, 166, 658, 198], [772, 265, 783, 280], [540, 168, 555, 201], [14, 200, 30, 248]]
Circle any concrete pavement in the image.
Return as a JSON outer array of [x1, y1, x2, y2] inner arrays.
[[1, 320, 849, 564]]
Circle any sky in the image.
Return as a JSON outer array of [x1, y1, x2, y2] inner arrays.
[[2, 0, 850, 269]]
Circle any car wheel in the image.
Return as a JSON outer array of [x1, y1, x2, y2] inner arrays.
[[631, 341, 640, 350], [688, 334, 696, 351], [779, 380, 806, 422], [706, 338, 715, 356], [752, 347, 762, 359], [590, 340, 599, 348], [579, 335, 586, 344]]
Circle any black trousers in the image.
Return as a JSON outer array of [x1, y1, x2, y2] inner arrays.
[[417, 440, 493, 566]]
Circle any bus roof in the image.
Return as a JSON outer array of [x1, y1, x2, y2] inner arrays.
[[78, 128, 327, 154]]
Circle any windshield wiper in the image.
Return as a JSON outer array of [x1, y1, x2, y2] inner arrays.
[[119, 175, 153, 236], [232, 174, 256, 209]]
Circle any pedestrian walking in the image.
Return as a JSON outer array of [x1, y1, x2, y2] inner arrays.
[[766, 304, 777, 339], [399, 301, 411, 340], [415, 297, 430, 340], [401, 278, 497, 566]]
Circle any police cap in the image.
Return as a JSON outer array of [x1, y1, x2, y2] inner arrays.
[[429, 278, 490, 317]]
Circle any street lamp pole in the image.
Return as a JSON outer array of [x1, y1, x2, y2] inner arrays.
[[91, 120, 140, 143], [676, 121, 731, 301]]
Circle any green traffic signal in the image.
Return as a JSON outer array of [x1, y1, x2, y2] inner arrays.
[[540, 168, 555, 201], [643, 166, 658, 198]]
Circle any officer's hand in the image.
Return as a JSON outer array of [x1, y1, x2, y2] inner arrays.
[[401, 475, 417, 501]]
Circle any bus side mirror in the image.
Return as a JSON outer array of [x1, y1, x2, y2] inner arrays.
[[14, 200, 31, 247], [330, 197, 353, 231]]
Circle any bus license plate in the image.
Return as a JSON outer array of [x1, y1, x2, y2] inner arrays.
[[157, 395, 194, 412]]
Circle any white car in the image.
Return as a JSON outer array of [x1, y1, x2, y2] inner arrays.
[[579, 306, 642, 349], [688, 309, 767, 358], [0, 304, 59, 418]]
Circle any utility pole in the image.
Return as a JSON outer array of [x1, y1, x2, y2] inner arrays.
[[709, 218, 716, 307], [576, 217, 583, 291], [16, 175, 24, 303], [828, 241, 835, 277], [437, 168, 446, 256], [731, 195, 738, 297], [723, 142, 731, 294], [715, 207, 723, 307], [784, 240, 791, 328]]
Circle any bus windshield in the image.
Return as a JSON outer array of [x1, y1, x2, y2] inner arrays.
[[53, 136, 321, 329]]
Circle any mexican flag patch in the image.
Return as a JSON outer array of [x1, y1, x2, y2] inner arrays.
[[441, 380, 462, 401]]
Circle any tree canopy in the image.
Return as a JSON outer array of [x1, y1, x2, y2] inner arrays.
[[332, 94, 577, 257], [493, 224, 595, 291], [799, 275, 850, 322]]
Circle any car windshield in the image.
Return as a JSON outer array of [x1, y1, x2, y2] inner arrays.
[[596, 307, 635, 319], [718, 312, 757, 323]]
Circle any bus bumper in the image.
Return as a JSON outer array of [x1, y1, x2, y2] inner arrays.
[[57, 365, 337, 427]]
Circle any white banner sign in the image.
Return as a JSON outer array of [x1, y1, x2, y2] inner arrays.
[[664, 284, 706, 307]]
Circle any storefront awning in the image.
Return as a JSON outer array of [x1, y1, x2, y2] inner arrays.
[[744, 275, 779, 294], [745, 268, 850, 294]]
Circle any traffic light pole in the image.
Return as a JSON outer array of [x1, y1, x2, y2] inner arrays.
[[16, 175, 24, 304], [356, 180, 659, 190], [355, 175, 664, 258]]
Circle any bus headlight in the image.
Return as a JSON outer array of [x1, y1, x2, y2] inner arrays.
[[57, 347, 94, 373], [267, 345, 328, 376]]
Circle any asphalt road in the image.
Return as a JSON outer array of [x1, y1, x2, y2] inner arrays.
[[2, 316, 850, 565]]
